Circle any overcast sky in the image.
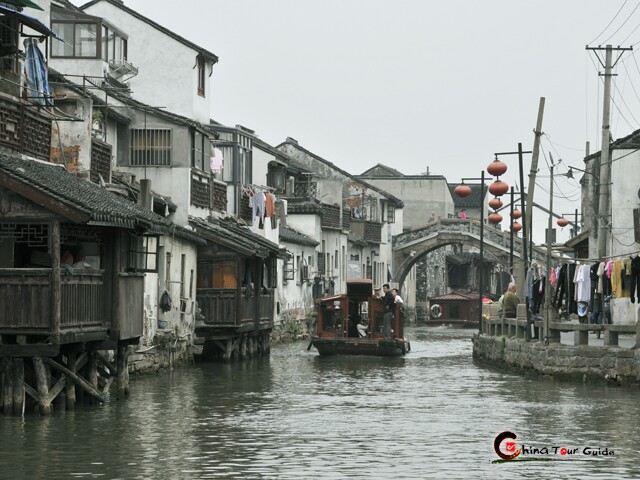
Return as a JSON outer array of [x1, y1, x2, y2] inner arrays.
[[73, 0, 639, 244]]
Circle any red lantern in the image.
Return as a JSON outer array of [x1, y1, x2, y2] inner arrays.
[[454, 184, 472, 197], [487, 159, 508, 177], [488, 212, 503, 224], [488, 197, 503, 209], [557, 217, 569, 227], [511, 209, 522, 219], [511, 221, 522, 232], [488, 180, 509, 196]]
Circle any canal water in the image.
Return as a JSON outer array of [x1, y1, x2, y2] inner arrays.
[[1, 326, 639, 479]]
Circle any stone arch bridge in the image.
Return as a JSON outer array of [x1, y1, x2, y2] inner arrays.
[[392, 218, 547, 288]]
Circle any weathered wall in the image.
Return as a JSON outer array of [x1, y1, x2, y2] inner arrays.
[[473, 334, 640, 386]]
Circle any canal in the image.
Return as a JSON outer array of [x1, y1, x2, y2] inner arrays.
[[1, 326, 639, 479]]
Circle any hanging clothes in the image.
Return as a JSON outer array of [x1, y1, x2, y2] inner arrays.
[[265, 192, 276, 218], [630, 256, 640, 303], [211, 148, 224, 171]]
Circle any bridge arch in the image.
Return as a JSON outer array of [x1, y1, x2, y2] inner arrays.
[[391, 219, 545, 289]]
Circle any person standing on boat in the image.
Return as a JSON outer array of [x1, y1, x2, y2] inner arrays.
[[382, 284, 395, 339], [392, 288, 404, 306]]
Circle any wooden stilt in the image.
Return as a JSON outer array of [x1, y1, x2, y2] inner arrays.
[[44, 358, 105, 403], [240, 336, 247, 359], [223, 339, 233, 361], [32, 357, 51, 416], [116, 343, 130, 400], [12, 358, 24, 416], [2, 358, 13, 416], [65, 352, 76, 410], [87, 353, 98, 405], [247, 335, 255, 357]]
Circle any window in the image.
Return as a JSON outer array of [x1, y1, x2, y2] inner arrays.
[[51, 8, 100, 58], [317, 252, 325, 275], [197, 56, 205, 97], [0, 15, 18, 71], [130, 129, 172, 166], [211, 261, 237, 289], [283, 256, 295, 282], [128, 235, 158, 272], [101, 24, 127, 64], [192, 130, 206, 170], [385, 203, 396, 223]]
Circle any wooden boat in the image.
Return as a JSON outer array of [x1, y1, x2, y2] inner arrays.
[[311, 279, 411, 357]]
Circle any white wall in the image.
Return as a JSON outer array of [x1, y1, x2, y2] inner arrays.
[[610, 148, 640, 257], [82, 2, 213, 123], [140, 236, 198, 345]]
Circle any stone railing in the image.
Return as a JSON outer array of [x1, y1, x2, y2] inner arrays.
[[482, 303, 640, 348], [394, 218, 546, 262]]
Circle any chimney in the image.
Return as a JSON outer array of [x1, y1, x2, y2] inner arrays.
[[286, 136, 298, 145], [139, 179, 152, 210]]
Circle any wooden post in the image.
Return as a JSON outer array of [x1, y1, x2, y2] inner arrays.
[[2, 358, 13, 416], [32, 357, 51, 416], [50, 221, 61, 340], [240, 336, 247, 359], [116, 342, 130, 399], [247, 335, 255, 357], [87, 353, 98, 404], [66, 352, 76, 410], [12, 358, 24, 416]]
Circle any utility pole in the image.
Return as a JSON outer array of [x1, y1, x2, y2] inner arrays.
[[586, 45, 632, 258], [544, 162, 554, 343], [525, 97, 545, 239]]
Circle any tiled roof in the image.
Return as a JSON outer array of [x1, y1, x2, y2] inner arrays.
[[448, 183, 484, 208], [359, 163, 405, 177], [189, 216, 284, 258], [0, 155, 181, 232], [276, 139, 404, 208], [279, 225, 319, 247], [110, 170, 177, 214]]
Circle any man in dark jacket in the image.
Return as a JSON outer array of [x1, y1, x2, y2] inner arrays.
[[382, 283, 395, 339]]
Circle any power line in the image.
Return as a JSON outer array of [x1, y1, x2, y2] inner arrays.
[[589, 0, 628, 45], [602, 1, 640, 44]]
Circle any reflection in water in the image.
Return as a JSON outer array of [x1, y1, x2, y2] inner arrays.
[[0, 327, 639, 479]]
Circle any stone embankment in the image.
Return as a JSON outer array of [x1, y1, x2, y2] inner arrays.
[[474, 304, 640, 386], [473, 334, 640, 385]]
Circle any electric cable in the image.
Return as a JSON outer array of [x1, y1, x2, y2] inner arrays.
[[602, 1, 640, 44], [589, 0, 628, 45]]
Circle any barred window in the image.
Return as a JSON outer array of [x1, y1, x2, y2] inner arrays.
[[130, 129, 172, 166]]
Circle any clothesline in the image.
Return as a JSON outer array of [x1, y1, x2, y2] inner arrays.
[[566, 248, 640, 264]]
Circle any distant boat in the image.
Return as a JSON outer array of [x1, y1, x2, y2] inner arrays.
[[310, 279, 410, 357]]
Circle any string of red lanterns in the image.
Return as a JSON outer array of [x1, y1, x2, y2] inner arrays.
[[453, 157, 510, 227]]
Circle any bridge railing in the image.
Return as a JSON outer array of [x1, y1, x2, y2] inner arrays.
[[394, 218, 546, 262]]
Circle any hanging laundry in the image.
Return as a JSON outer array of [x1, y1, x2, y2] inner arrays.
[[211, 147, 224, 171], [265, 192, 276, 218], [253, 191, 266, 223]]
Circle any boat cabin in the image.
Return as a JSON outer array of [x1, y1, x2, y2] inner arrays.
[[315, 279, 404, 341]]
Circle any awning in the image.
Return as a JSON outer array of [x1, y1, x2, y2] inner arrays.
[[0, 5, 63, 40], [1, 0, 43, 11]]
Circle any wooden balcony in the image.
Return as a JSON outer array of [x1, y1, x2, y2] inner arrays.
[[0, 94, 52, 161], [0, 268, 105, 335], [197, 289, 274, 329], [197, 288, 237, 327]]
